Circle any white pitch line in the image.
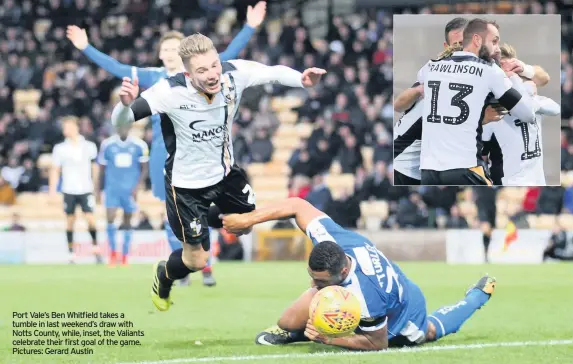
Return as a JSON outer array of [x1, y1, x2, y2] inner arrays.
[[118, 339, 573, 364]]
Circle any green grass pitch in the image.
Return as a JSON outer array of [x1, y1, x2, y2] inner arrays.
[[1, 262, 572, 364]]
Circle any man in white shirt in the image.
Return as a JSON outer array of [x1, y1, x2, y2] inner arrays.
[[394, 18, 468, 186], [482, 44, 560, 186], [416, 18, 537, 185], [111, 33, 325, 311], [49, 116, 101, 264]]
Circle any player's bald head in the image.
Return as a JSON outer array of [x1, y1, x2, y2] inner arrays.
[[444, 17, 468, 48]]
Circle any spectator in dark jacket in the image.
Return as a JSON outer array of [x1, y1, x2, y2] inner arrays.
[[338, 133, 363, 174]]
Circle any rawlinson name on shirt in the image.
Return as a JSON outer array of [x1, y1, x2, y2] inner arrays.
[[428, 63, 484, 77]]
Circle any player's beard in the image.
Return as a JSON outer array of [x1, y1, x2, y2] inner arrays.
[[478, 44, 493, 62]]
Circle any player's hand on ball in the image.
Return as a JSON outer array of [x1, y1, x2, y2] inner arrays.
[[246, 1, 267, 28], [304, 319, 331, 344], [301, 68, 327, 87], [221, 213, 252, 234], [119, 77, 139, 106], [66, 25, 89, 50]]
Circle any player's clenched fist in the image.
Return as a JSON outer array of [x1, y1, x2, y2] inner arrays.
[[221, 213, 252, 234], [119, 77, 139, 106], [301, 68, 327, 87]]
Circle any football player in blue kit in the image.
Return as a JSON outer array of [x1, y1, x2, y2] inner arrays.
[[98, 125, 149, 265], [222, 198, 496, 350], [67, 1, 267, 285]]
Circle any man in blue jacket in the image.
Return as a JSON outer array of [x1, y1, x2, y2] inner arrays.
[[66, 1, 267, 286]]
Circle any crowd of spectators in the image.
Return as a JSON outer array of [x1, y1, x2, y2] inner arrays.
[[0, 0, 572, 231]]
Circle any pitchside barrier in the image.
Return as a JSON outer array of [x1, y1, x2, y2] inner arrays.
[[0, 228, 563, 265]]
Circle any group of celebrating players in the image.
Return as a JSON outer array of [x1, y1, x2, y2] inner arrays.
[[54, 6, 504, 351], [394, 17, 560, 186]]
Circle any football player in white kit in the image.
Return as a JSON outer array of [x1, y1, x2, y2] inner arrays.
[[394, 18, 469, 185], [482, 44, 560, 186]]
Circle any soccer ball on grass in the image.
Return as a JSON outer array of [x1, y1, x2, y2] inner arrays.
[[309, 286, 361, 337]]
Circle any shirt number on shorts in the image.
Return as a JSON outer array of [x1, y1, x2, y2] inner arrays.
[[427, 81, 474, 125], [242, 184, 256, 205]]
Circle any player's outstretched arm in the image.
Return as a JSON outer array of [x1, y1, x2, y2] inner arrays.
[[67, 25, 158, 88], [222, 198, 325, 234], [394, 83, 423, 113], [305, 319, 389, 350], [229, 59, 326, 89], [219, 1, 266, 61]]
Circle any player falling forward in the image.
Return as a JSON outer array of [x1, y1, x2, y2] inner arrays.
[[111, 33, 326, 312], [221, 198, 495, 350], [482, 43, 560, 186], [417, 18, 537, 185], [67, 1, 267, 285], [97, 124, 149, 265]]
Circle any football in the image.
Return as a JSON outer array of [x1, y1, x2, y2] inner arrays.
[[309, 286, 361, 337]]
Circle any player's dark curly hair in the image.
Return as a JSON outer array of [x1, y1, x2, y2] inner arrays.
[[308, 241, 347, 276]]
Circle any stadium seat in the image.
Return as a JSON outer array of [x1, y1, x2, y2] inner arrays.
[[251, 176, 288, 191], [324, 174, 355, 190], [359, 201, 389, 231], [528, 214, 557, 229], [276, 110, 298, 125], [275, 124, 299, 138], [295, 123, 313, 138], [270, 96, 304, 112], [247, 163, 288, 177], [13, 89, 42, 108], [458, 200, 477, 219], [500, 187, 527, 204], [271, 135, 301, 150], [272, 149, 294, 163], [558, 214, 573, 230], [496, 214, 509, 229]]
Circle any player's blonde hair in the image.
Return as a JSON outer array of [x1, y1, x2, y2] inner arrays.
[[500, 43, 517, 60], [159, 30, 184, 46], [178, 33, 216, 65], [436, 43, 463, 60]]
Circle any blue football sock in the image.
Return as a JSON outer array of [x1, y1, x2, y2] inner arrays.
[[164, 220, 181, 251], [122, 229, 133, 256], [106, 224, 117, 252], [428, 289, 490, 340]]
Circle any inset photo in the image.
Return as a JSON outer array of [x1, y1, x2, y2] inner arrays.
[[393, 14, 561, 186]]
